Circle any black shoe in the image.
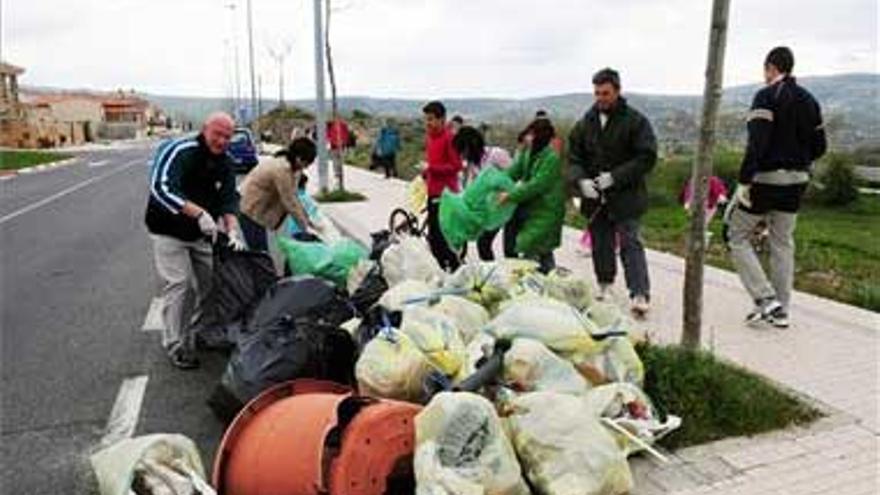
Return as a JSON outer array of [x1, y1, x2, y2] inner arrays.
[[767, 307, 790, 329], [168, 346, 200, 370], [746, 298, 782, 325]]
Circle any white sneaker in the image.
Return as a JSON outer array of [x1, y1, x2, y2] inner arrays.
[[745, 298, 782, 325], [596, 284, 613, 301], [631, 295, 650, 318]]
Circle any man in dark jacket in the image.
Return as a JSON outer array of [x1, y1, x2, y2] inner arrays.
[[568, 68, 657, 317], [727, 47, 826, 329], [146, 112, 242, 368]]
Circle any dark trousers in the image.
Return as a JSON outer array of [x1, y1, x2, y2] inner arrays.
[[502, 206, 526, 258], [382, 154, 398, 179], [239, 213, 269, 252], [589, 209, 650, 299], [477, 229, 499, 261], [427, 197, 460, 272]]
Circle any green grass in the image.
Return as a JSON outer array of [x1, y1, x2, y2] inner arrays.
[[638, 343, 823, 450], [315, 189, 368, 203], [0, 150, 73, 171]]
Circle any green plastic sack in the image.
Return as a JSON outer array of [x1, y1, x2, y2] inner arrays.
[[439, 190, 483, 249], [439, 168, 516, 249], [277, 236, 367, 287], [463, 167, 517, 231]]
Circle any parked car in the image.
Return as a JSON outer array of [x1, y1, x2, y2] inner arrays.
[[228, 127, 259, 174]]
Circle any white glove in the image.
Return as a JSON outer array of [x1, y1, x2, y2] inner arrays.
[[734, 184, 752, 209], [197, 211, 218, 240], [579, 179, 600, 200], [596, 172, 614, 191], [227, 230, 246, 251]]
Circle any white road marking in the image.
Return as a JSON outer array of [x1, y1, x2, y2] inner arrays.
[[100, 375, 149, 447], [0, 158, 140, 226], [88, 159, 109, 168], [142, 297, 165, 332]]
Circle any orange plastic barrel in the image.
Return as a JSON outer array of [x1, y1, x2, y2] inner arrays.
[[213, 379, 352, 495]]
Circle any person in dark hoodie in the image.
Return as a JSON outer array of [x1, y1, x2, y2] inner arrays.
[[145, 112, 242, 369], [727, 46, 826, 329]]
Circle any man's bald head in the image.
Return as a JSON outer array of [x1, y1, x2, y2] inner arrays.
[[202, 112, 235, 155]]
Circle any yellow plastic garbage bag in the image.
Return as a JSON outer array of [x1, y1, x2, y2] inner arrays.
[[381, 237, 444, 287], [356, 329, 432, 402], [571, 336, 644, 386], [90, 434, 214, 495], [408, 175, 428, 213], [415, 392, 530, 495], [402, 306, 467, 377], [487, 297, 600, 358], [514, 270, 593, 312], [503, 392, 634, 495], [504, 338, 592, 395], [445, 260, 539, 315]]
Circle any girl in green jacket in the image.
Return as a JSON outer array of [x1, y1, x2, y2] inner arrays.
[[498, 118, 566, 273]]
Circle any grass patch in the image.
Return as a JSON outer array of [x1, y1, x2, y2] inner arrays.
[[0, 150, 73, 171], [638, 343, 823, 450], [315, 189, 368, 203]]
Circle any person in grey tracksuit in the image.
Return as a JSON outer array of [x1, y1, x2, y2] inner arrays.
[[728, 46, 827, 329]]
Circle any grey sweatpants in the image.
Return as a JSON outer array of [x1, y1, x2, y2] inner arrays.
[[727, 207, 797, 311], [590, 210, 650, 299], [151, 235, 213, 352]]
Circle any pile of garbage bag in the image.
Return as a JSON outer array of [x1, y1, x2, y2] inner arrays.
[[342, 237, 681, 495]]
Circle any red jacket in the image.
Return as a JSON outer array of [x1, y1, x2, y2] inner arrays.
[[326, 120, 350, 151], [424, 127, 462, 197]]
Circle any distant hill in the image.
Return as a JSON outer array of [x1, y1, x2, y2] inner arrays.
[[34, 73, 877, 148]]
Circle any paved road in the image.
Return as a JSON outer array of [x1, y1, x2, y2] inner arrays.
[[1, 146, 227, 492]]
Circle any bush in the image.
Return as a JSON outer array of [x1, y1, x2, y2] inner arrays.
[[815, 154, 859, 206], [315, 189, 367, 203]]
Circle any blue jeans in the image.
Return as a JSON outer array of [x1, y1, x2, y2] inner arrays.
[[239, 213, 268, 252]]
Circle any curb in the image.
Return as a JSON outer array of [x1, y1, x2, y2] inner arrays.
[[1, 157, 80, 180]]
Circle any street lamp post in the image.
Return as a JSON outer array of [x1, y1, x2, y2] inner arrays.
[[246, 0, 257, 122], [313, 0, 329, 192]]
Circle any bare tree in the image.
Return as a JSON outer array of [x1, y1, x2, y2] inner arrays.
[[682, 0, 731, 349], [324, 0, 344, 191]]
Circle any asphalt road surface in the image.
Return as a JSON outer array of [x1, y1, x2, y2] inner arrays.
[[1, 143, 228, 493]]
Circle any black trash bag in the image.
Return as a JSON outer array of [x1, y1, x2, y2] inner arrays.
[[349, 265, 389, 315], [209, 318, 357, 424], [247, 276, 355, 331], [354, 305, 402, 352], [192, 236, 278, 351], [369, 229, 394, 261]]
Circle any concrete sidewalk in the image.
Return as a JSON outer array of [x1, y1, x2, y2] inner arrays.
[[319, 166, 878, 494]]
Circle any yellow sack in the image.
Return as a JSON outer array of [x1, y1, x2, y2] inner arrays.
[[415, 392, 530, 495], [504, 338, 592, 396], [356, 331, 431, 403], [488, 297, 600, 358], [408, 175, 428, 213], [504, 392, 633, 495], [402, 306, 467, 377], [428, 295, 490, 345]]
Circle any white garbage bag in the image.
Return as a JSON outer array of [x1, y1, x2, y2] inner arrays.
[[428, 295, 490, 345], [90, 434, 214, 495], [415, 392, 529, 495], [584, 383, 682, 456], [504, 338, 591, 395], [504, 392, 633, 495], [378, 280, 433, 311], [514, 270, 593, 312], [487, 297, 600, 359], [381, 237, 444, 287]]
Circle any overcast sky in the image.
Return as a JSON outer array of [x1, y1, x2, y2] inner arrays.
[[3, 0, 877, 99]]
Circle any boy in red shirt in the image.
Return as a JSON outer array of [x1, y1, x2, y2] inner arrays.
[[422, 100, 463, 271]]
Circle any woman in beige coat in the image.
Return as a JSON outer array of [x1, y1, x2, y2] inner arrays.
[[238, 138, 318, 251]]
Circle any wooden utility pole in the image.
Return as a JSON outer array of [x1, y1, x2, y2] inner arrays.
[[682, 0, 731, 349]]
